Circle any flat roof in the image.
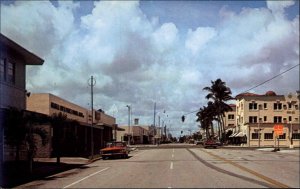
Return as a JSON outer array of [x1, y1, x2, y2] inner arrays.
[[0, 33, 44, 65]]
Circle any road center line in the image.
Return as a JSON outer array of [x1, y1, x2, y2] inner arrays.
[[170, 162, 173, 170], [63, 167, 110, 188]]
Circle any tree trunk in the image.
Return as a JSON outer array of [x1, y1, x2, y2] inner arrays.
[[210, 122, 214, 138], [220, 116, 226, 142], [15, 145, 20, 162]]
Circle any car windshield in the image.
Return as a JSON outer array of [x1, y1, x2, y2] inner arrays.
[[106, 142, 125, 147]]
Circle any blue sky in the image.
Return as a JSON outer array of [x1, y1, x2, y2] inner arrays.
[[1, 0, 299, 136]]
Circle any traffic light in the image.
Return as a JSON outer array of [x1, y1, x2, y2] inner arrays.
[[181, 115, 185, 122]]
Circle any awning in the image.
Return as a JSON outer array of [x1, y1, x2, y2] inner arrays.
[[229, 133, 237, 138], [235, 132, 245, 137]]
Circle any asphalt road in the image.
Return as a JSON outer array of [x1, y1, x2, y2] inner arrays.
[[18, 146, 299, 188]]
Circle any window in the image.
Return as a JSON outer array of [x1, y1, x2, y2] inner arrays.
[[289, 116, 292, 122], [264, 116, 267, 122], [274, 116, 282, 123], [278, 133, 286, 139], [66, 108, 71, 113], [249, 102, 257, 110], [60, 105, 66, 112], [0, 58, 6, 81], [288, 103, 292, 109], [249, 116, 257, 123], [79, 112, 84, 118], [50, 102, 60, 110], [263, 103, 268, 109], [295, 105, 299, 110], [273, 103, 282, 110], [264, 133, 273, 140], [292, 133, 300, 139], [252, 133, 259, 139], [228, 114, 234, 120], [7, 61, 15, 84]]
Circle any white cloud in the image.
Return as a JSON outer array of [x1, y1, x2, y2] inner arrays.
[[1, 1, 298, 136], [185, 27, 217, 54], [267, 0, 295, 14], [152, 23, 179, 53]]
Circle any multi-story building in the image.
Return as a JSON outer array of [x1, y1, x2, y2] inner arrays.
[[223, 104, 236, 130], [0, 33, 44, 110], [235, 91, 300, 147], [0, 33, 44, 164], [27, 93, 117, 157]]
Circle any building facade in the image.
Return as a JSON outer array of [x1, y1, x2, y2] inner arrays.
[[27, 93, 117, 157], [235, 91, 300, 147], [117, 119, 153, 144], [0, 33, 44, 164]]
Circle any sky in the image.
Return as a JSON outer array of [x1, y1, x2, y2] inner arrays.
[[1, 0, 299, 137]]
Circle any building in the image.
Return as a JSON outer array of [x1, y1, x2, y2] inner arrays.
[[223, 104, 236, 130], [234, 91, 300, 147], [0, 34, 44, 110], [117, 118, 152, 144], [26, 93, 117, 157], [0, 33, 44, 164]]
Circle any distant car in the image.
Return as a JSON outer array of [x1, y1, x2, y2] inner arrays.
[[195, 139, 205, 145], [216, 141, 222, 146], [204, 139, 218, 148], [100, 141, 130, 159]]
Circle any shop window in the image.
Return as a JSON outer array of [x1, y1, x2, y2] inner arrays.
[[278, 133, 286, 139], [292, 133, 300, 139], [264, 133, 273, 140], [252, 133, 259, 139]]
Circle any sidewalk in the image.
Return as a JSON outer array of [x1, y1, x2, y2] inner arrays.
[[1, 157, 98, 188]]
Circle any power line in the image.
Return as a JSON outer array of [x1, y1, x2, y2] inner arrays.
[[242, 63, 299, 93], [182, 63, 300, 119]]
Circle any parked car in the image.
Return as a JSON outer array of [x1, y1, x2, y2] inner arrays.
[[204, 139, 218, 148], [100, 141, 130, 159]]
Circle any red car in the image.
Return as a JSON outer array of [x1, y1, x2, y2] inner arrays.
[[204, 139, 218, 148], [100, 141, 130, 159]]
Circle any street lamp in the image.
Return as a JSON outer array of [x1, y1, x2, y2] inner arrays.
[[126, 105, 131, 145]]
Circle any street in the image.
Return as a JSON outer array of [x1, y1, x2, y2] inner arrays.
[[18, 145, 299, 188]]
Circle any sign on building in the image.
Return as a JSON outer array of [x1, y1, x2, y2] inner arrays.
[[274, 124, 283, 136]]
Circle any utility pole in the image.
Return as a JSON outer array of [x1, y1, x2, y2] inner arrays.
[[88, 76, 96, 160], [126, 105, 131, 145], [153, 102, 156, 127]]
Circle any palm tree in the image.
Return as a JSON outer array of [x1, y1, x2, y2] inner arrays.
[[4, 107, 48, 172], [196, 102, 218, 139], [203, 78, 233, 142]]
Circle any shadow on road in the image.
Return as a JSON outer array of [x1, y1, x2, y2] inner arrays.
[[1, 161, 85, 188]]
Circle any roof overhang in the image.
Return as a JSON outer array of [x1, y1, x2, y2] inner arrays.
[[0, 33, 44, 65]]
